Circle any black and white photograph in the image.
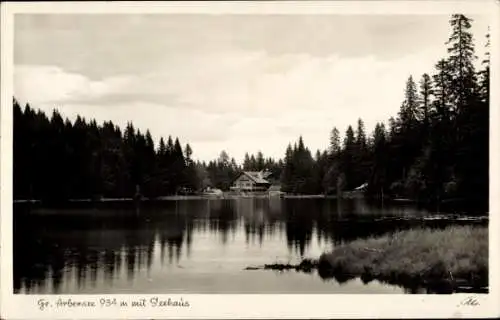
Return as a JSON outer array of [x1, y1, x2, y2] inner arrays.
[[1, 1, 499, 319]]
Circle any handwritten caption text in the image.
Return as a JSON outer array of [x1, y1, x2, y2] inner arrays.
[[37, 297, 190, 311]]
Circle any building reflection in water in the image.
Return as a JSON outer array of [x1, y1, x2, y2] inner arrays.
[[14, 197, 459, 294]]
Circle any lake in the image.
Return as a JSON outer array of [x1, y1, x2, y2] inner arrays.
[[13, 198, 486, 294]]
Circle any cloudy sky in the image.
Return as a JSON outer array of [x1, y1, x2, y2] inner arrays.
[[14, 14, 490, 162]]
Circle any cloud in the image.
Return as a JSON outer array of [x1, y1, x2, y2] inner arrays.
[[14, 65, 184, 107], [15, 44, 448, 162], [13, 14, 492, 162], [15, 14, 490, 78]]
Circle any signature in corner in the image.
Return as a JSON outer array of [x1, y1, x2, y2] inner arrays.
[[459, 296, 480, 307]]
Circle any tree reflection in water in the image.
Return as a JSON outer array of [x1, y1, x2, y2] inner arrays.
[[13, 198, 484, 293]]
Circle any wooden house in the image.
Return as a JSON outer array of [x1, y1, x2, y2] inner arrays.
[[230, 170, 272, 192]]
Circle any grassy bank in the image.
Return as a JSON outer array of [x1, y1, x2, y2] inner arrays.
[[319, 225, 488, 292]]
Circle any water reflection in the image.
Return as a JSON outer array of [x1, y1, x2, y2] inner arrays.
[[13, 198, 486, 294]]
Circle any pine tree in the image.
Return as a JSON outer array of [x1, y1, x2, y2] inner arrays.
[[387, 116, 398, 139], [399, 76, 420, 132], [256, 151, 265, 171], [367, 122, 388, 197], [172, 138, 186, 191], [353, 118, 370, 187], [342, 126, 356, 189], [218, 150, 229, 166], [419, 73, 433, 136], [143, 130, 157, 196], [250, 154, 257, 170], [185, 143, 193, 160], [478, 28, 490, 105], [343, 126, 355, 153], [158, 137, 166, 156], [243, 153, 251, 170], [13, 98, 28, 199], [183, 143, 198, 192], [432, 59, 453, 121], [329, 127, 341, 155], [281, 144, 294, 193], [355, 118, 367, 149], [446, 14, 477, 116]]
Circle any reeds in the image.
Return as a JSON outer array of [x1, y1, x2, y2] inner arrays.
[[319, 225, 488, 290]]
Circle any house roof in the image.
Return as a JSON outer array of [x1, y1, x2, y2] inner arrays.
[[240, 171, 271, 184], [354, 183, 368, 191], [261, 170, 272, 179]]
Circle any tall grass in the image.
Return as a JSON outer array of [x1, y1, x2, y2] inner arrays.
[[319, 225, 488, 289]]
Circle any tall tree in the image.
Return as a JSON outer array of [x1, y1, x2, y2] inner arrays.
[[399, 76, 420, 132], [256, 151, 265, 171], [218, 150, 230, 167], [478, 28, 490, 105], [446, 14, 477, 116], [367, 122, 388, 197], [342, 126, 356, 189], [281, 144, 294, 193], [183, 143, 198, 192], [355, 118, 367, 149], [432, 59, 453, 121], [243, 152, 251, 170], [329, 127, 341, 156], [419, 73, 433, 137], [353, 118, 370, 187]]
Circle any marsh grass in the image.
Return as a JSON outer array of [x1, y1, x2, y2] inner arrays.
[[319, 225, 488, 291]]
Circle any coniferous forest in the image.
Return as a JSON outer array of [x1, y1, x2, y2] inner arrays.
[[13, 15, 489, 209]]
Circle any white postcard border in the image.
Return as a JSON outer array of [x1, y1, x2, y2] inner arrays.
[[1, 1, 499, 319]]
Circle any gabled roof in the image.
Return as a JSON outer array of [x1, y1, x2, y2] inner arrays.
[[238, 171, 271, 184], [354, 183, 368, 191], [262, 170, 272, 179]]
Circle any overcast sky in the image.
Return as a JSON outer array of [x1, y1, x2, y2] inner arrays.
[[14, 14, 490, 162]]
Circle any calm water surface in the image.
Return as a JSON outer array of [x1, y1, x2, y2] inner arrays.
[[14, 198, 479, 294]]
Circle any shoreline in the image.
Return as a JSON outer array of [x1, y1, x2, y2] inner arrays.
[[245, 225, 488, 293], [13, 194, 328, 203], [318, 225, 488, 293], [13, 194, 482, 203]]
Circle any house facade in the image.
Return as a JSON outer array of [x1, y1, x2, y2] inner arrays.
[[230, 170, 272, 192]]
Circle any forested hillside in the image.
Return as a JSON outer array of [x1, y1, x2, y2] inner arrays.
[[281, 14, 489, 207], [13, 15, 489, 208]]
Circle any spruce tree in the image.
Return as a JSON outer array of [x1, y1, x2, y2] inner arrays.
[[446, 14, 477, 116], [243, 153, 251, 170], [478, 29, 490, 105], [329, 127, 341, 155], [399, 76, 420, 132], [342, 126, 356, 189], [419, 73, 433, 137], [256, 151, 265, 171]]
